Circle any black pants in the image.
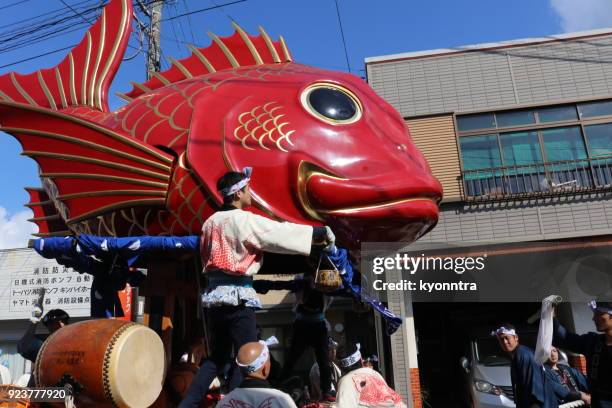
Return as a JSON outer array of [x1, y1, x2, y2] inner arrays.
[[179, 305, 257, 408], [282, 319, 332, 395]]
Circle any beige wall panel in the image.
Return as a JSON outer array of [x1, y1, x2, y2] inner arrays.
[[406, 114, 462, 201]]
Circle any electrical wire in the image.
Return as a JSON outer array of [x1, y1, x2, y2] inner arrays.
[[0, 0, 31, 11], [0, 44, 75, 69], [0, 3, 103, 44], [173, 1, 190, 50], [0, 0, 250, 70], [181, 0, 197, 44], [161, 0, 246, 22], [0, 0, 99, 32], [58, 0, 94, 24], [166, 1, 185, 55], [333, 0, 351, 73], [209, 0, 236, 23]]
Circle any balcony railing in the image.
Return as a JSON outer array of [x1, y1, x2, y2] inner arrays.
[[461, 155, 612, 201]]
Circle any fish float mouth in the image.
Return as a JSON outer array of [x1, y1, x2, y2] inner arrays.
[[296, 161, 441, 238], [315, 196, 439, 215]]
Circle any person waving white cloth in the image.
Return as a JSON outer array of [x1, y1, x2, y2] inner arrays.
[[535, 295, 563, 364]]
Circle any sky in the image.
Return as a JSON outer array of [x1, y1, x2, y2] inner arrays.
[[0, 0, 610, 248]]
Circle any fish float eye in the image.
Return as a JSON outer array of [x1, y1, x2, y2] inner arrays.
[[301, 83, 362, 124]]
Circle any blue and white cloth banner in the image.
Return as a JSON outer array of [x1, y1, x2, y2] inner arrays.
[[32, 234, 199, 318], [326, 247, 403, 335], [33, 234, 199, 269], [32, 235, 401, 333]]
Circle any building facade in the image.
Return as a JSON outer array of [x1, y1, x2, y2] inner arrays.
[[366, 29, 612, 407]]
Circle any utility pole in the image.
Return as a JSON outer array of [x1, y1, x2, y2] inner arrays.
[[136, 0, 163, 80]]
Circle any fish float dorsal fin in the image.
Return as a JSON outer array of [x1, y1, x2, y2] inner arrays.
[[125, 23, 293, 99], [0, 0, 131, 112]]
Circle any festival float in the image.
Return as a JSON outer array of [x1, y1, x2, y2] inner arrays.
[[0, 0, 442, 406]]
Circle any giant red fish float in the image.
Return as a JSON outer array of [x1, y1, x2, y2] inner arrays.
[[0, 0, 442, 246]]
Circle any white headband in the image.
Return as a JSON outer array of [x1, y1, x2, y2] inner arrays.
[[236, 340, 270, 374], [340, 343, 362, 368], [490, 327, 517, 337], [264, 336, 279, 346], [220, 167, 252, 197], [365, 354, 379, 363], [588, 300, 612, 314]]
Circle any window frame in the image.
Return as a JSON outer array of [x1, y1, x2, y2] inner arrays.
[[455, 100, 612, 199], [456, 102, 612, 169]]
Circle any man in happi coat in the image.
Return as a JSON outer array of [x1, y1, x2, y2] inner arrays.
[[180, 168, 335, 408]]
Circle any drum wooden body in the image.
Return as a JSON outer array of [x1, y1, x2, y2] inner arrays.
[[35, 319, 165, 408]]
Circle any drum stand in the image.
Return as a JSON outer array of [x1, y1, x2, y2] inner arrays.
[[140, 258, 203, 407]]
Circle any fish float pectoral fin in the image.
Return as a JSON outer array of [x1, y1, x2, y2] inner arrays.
[[0, 102, 174, 228], [0, 0, 132, 112], [24, 187, 70, 237]]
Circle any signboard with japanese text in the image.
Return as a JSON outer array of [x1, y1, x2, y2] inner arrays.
[[0, 248, 91, 320]]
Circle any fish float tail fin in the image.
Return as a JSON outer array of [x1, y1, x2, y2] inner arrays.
[[0, 0, 131, 112]]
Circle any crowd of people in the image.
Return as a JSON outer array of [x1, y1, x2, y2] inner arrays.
[[9, 167, 611, 408], [213, 337, 405, 408], [492, 299, 612, 408], [125, 167, 612, 408]]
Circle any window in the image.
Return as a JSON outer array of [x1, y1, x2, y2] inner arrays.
[[500, 131, 542, 166], [459, 135, 503, 196], [496, 110, 535, 128], [537, 105, 577, 123], [584, 123, 612, 157], [456, 113, 495, 132], [578, 100, 612, 118], [541, 127, 591, 188], [499, 131, 545, 194], [456, 100, 612, 199], [459, 135, 502, 170], [541, 126, 587, 162], [584, 123, 612, 186]]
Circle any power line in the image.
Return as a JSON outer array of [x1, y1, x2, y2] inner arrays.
[[57, 0, 93, 24], [333, 0, 351, 73], [209, 0, 236, 23], [0, 3, 103, 44], [0, 0, 251, 70], [181, 0, 197, 44], [0, 0, 31, 11], [161, 0, 246, 23], [0, 44, 75, 69], [0, 0, 99, 32], [0, 2, 104, 58], [0, 22, 89, 53], [171, 1, 189, 47], [166, 1, 186, 56]]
